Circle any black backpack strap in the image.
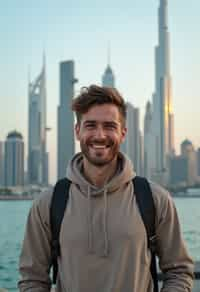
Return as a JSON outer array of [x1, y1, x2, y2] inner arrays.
[[50, 177, 71, 284], [133, 176, 158, 292]]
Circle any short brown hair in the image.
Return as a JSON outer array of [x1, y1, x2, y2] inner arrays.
[[71, 85, 127, 126]]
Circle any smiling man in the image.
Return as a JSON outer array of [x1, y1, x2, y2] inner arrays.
[[19, 85, 194, 292]]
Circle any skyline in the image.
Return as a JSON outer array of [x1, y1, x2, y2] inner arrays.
[[0, 0, 199, 184]]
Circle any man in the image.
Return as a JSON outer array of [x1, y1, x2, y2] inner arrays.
[[19, 85, 194, 291]]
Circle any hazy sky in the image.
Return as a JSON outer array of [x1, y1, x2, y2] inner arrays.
[[0, 0, 199, 184]]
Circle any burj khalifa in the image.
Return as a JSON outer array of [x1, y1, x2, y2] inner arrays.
[[152, 0, 174, 176]]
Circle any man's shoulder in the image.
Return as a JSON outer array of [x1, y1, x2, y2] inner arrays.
[[149, 181, 170, 201], [31, 189, 53, 218], [148, 181, 173, 218]]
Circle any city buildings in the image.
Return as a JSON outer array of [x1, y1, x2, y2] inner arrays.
[[0, 141, 4, 185], [169, 140, 199, 187], [57, 60, 78, 180], [28, 56, 49, 185], [4, 131, 24, 187]]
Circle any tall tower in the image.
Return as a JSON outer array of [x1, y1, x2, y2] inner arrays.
[[57, 60, 78, 180], [144, 101, 156, 179], [122, 102, 142, 175], [4, 131, 24, 187], [28, 56, 48, 185], [102, 46, 115, 87], [152, 0, 174, 176]]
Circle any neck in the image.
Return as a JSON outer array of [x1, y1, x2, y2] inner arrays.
[[82, 157, 118, 187]]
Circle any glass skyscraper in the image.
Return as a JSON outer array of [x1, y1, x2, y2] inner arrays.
[[28, 56, 48, 185]]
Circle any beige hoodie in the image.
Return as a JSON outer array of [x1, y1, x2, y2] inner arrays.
[[18, 152, 194, 292]]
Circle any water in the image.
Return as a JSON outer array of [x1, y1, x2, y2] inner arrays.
[[0, 198, 199, 291]]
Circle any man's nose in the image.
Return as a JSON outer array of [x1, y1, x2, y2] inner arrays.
[[95, 126, 106, 139]]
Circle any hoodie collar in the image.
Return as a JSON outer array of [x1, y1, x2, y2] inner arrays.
[[66, 152, 136, 197]]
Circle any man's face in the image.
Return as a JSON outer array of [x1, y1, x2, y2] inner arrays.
[[75, 104, 127, 167]]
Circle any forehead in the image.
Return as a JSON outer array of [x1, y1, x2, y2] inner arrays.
[[81, 104, 121, 123]]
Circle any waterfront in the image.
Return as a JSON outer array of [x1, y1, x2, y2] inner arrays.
[[0, 197, 199, 291]]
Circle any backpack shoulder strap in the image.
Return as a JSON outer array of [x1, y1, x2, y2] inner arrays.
[[133, 176, 158, 292], [50, 177, 71, 284]]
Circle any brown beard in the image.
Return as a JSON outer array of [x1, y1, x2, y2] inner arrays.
[[80, 138, 120, 167]]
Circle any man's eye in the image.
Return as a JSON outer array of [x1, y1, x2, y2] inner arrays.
[[105, 124, 116, 129], [85, 124, 95, 129]]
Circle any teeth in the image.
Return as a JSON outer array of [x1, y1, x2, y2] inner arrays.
[[93, 145, 106, 148]]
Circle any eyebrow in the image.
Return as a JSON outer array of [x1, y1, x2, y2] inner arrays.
[[83, 120, 120, 126]]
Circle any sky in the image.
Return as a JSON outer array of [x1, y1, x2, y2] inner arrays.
[[0, 0, 199, 184]]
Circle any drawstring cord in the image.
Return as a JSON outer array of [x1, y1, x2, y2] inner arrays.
[[87, 185, 93, 253], [87, 185, 109, 256], [103, 188, 109, 256]]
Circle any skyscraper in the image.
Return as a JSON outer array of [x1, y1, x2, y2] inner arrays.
[[102, 65, 115, 88], [152, 0, 174, 181], [4, 131, 24, 187], [180, 139, 197, 186], [57, 60, 78, 180], [28, 56, 48, 185], [144, 101, 156, 179], [122, 102, 142, 175], [102, 48, 115, 87], [0, 141, 4, 186]]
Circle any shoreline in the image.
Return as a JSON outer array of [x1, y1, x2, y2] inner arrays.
[[0, 195, 34, 200]]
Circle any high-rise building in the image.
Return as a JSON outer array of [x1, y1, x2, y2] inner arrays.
[[57, 60, 78, 180], [28, 56, 49, 185], [102, 48, 115, 87], [197, 148, 200, 177], [143, 101, 156, 179], [102, 65, 115, 88], [0, 141, 4, 186], [122, 102, 142, 175], [4, 131, 24, 187], [151, 0, 174, 181], [169, 155, 188, 187], [181, 139, 197, 186]]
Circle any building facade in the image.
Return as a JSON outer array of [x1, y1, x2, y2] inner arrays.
[[143, 101, 156, 179], [28, 57, 48, 185], [57, 60, 78, 180], [122, 102, 142, 175], [181, 139, 197, 186], [0, 141, 4, 186], [150, 0, 174, 184], [169, 155, 188, 187], [4, 131, 24, 187]]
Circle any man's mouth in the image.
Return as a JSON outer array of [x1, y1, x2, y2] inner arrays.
[[90, 144, 110, 149]]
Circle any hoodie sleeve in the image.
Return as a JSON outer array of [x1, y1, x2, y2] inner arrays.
[[18, 191, 53, 292], [151, 183, 194, 292]]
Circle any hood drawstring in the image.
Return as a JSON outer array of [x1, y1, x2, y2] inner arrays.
[[103, 188, 109, 256], [87, 185, 93, 253], [87, 185, 109, 256]]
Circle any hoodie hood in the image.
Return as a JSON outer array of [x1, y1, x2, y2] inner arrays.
[[66, 151, 136, 256]]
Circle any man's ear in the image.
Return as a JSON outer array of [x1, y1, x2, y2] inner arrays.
[[75, 123, 80, 141], [121, 127, 127, 143]]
